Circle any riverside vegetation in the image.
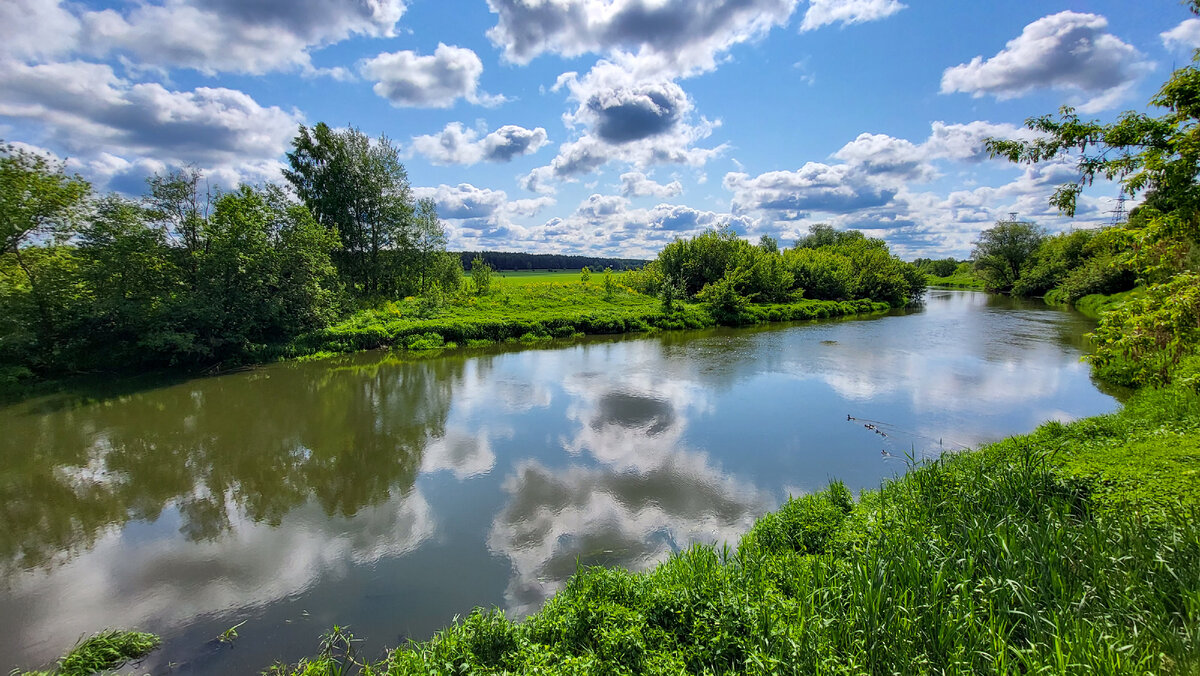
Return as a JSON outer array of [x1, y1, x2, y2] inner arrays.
[[10, 31, 1200, 676], [0, 128, 919, 391]]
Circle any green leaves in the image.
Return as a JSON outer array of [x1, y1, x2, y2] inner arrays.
[[1087, 272, 1200, 387], [284, 123, 416, 296], [0, 144, 91, 253], [970, 219, 1046, 294]]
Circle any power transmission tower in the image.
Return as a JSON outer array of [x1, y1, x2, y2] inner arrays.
[[1109, 194, 1127, 227]]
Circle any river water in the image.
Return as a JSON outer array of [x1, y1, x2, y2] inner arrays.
[[0, 290, 1121, 673]]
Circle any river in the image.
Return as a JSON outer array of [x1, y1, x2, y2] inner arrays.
[[0, 290, 1121, 673]]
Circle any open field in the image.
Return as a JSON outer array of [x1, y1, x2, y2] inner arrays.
[[493, 270, 585, 285]]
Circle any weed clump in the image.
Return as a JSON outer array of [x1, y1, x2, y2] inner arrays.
[[19, 629, 160, 676]]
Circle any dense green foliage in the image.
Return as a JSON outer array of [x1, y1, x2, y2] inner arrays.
[[0, 152, 346, 381], [629, 224, 924, 314], [19, 630, 160, 676], [0, 124, 469, 384], [970, 219, 1046, 293], [966, 220, 1136, 301], [267, 381, 1200, 676], [285, 123, 459, 297], [924, 263, 986, 289], [911, 257, 962, 278]]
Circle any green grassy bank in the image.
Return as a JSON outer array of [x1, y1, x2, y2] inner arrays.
[[255, 380, 1199, 676], [925, 272, 986, 289], [264, 282, 889, 362], [1044, 286, 1145, 320], [18, 630, 160, 676]]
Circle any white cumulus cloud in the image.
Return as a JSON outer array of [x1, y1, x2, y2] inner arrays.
[[410, 122, 549, 165], [486, 0, 799, 78], [801, 0, 906, 32], [4, 0, 406, 76], [620, 171, 683, 198], [1162, 18, 1200, 51], [361, 44, 503, 108], [940, 11, 1153, 113], [0, 59, 301, 188]]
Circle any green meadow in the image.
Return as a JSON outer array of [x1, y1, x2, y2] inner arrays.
[[274, 278, 887, 361], [494, 270, 587, 285]]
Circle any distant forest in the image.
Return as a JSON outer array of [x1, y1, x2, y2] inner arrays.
[[455, 251, 647, 271]]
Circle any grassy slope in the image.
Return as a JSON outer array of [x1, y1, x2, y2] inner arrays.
[[273, 282, 887, 361], [272, 382, 1200, 675], [925, 272, 986, 289]]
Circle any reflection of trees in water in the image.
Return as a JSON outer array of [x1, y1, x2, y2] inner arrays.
[[0, 354, 471, 574], [489, 375, 770, 616]]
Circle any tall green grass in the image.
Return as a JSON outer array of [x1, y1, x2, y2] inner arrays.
[[18, 630, 160, 676], [271, 383, 1200, 675]]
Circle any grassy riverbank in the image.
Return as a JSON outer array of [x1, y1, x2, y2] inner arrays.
[[266, 282, 889, 362], [925, 272, 986, 289], [1044, 286, 1145, 320], [258, 380, 1199, 675]]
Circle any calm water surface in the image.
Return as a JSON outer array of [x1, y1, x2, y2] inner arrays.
[[0, 290, 1121, 673]]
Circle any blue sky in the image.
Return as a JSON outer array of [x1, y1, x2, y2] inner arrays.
[[1, 0, 1195, 258]]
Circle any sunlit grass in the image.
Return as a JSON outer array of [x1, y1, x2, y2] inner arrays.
[[18, 630, 161, 676], [272, 282, 883, 361], [492, 270, 584, 285], [926, 272, 985, 289]]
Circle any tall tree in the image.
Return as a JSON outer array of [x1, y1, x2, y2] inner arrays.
[[0, 144, 91, 335], [284, 123, 413, 296], [413, 197, 448, 293], [971, 218, 1045, 293]]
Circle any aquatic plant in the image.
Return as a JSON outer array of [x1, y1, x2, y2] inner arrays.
[[18, 629, 160, 676]]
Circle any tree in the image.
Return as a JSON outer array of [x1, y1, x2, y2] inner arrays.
[[580, 266, 591, 284], [191, 185, 342, 359], [471, 255, 493, 295], [795, 224, 863, 249], [0, 144, 91, 336], [413, 197, 448, 294], [146, 167, 208, 271], [971, 218, 1045, 293], [285, 123, 414, 296], [758, 234, 779, 254]]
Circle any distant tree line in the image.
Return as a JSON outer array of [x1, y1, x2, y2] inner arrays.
[[623, 224, 925, 321], [0, 123, 461, 381], [455, 251, 646, 272]]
